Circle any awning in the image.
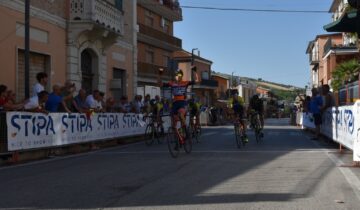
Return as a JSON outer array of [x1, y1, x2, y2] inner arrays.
[[324, 11, 360, 33]]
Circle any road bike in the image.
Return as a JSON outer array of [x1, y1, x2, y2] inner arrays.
[[250, 112, 264, 143], [189, 115, 201, 143], [144, 115, 165, 146], [166, 112, 192, 158], [234, 118, 247, 148]]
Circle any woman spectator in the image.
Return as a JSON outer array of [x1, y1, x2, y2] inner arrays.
[[5, 90, 25, 111], [0, 85, 24, 111]]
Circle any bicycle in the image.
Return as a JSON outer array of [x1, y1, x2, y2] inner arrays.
[[144, 115, 165, 146], [189, 115, 201, 143], [250, 112, 264, 143], [234, 118, 247, 149], [166, 112, 192, 158]]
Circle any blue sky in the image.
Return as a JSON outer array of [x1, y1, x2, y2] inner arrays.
[[174, 0, 333, 88]]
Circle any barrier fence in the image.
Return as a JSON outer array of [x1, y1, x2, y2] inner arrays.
[[298, 100, 360, 161], [0, 112, 7, 153]]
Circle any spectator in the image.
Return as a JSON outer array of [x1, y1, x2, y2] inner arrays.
[[105, 97, 116, 112], [321, 84, 336, 112], [33, 72, 48, 97], [60, 81, 76, 112], [85, 90, 103, 112], [0, 85, 8, 111], [142, 94, 151, 114], [0, 85, 24, 111], [119, 96, 131, 113], [303, 96, 311, 113], [99, 92, 105, 109], [132, 95, 142, 113], [4, 90, 25, 111], [24, 91, 49, 113], [73, 89, 88, 112], [310, 88, 323, 140], [45, 84, 72, 113]]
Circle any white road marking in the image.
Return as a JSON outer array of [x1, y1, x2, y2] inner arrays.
[[202, 132, 217, 137], [307, 136, 360, 201]]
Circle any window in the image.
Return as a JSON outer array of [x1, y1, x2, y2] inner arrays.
[[163, 53, 170, 67], [202, 71, 209, 80], [161, 18, 170, 33], [81, 50, 94, 93], [112, 68, 126, 100], [146, 48, 155, 64], [145, 10, 154, 27], [115, 0, 123, 11]]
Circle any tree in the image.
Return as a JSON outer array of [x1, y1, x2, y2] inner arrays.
[[331, 59, 360, 90]]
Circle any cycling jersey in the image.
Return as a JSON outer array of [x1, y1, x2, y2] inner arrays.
[[165, 81, 194, 101]]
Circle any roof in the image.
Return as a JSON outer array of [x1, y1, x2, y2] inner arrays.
[[212, 73, 230, 80], [173, 50, 213, 64], [329, 0, 341, 13]]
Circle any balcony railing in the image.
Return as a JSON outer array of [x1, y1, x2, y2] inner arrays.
[[138, 23, 182, 48], [200, 79, 219, 87], [138, 62, 173, 78], [70, 0, 124, 35], [309, 52, 319, 64], [138, 0, 182, 21], [324, 38, 358, 55]]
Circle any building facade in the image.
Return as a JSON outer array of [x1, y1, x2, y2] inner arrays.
[[136, 0, 182, 98], [174, 50, 218, 106], [212, 73, 230, 100], [0, 0, 137, 101]]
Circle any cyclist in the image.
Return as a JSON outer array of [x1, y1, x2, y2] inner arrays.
[[228, 93, 248, 143], [188, 98, 201, 128], [158, 69, 199, 132], [150, 95, 164, 125], [248, 94, 264, 130]]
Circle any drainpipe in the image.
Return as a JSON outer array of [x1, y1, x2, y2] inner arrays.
[[25, 0, 30, 98]]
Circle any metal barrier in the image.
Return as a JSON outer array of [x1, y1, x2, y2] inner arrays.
[[0, 112, 7, 153]]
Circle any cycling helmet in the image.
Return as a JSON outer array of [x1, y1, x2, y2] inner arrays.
[[175, 69, 184, 76]]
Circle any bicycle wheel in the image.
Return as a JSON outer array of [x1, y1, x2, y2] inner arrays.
[[166, 128, 180, 158], [184, 127, 192, 154], [144, 124, 155, 146], [156, 124, 165, 144], [234, 124, 242, 149], [255, 118, 262, 143]]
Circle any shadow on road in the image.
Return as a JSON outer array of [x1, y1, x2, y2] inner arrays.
[[0, 119, 343, 209]]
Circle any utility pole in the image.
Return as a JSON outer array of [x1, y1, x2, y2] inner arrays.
[[25, 0, 30, 98], [191, 48, 198, 99]]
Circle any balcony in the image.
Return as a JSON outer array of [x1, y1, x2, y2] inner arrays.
[[138, 0, 182, 21], [138, 23, 182, 49], [138, 62, 173, 81], [309, 52, 319, 64], [323, 38, 358, 56], [193, 79, 219, 90], [70, 0, 124, 35]]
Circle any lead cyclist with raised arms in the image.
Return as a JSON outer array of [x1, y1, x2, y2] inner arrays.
[[158, 68, 199, 141]]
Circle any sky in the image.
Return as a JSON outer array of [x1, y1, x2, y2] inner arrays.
[[174, 0, 333, 88]]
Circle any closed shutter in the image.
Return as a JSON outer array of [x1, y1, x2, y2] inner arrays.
[[17, 50, 47, 100]]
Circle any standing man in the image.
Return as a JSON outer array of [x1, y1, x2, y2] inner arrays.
[[33, 72, 48, 97], [310, 88, 323, 140]]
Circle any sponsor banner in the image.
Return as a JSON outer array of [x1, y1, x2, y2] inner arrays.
[[301, 101, 360, 161], [6, 112, 172, 151]]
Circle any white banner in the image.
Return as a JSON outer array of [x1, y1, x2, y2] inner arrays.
[[6, 112, 172, 151], [301, 101, 360, 161]]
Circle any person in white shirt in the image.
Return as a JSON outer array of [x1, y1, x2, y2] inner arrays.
[[85, 90, 103, 112], [24, 91, 49, 114], [32, 72, 48, 97]]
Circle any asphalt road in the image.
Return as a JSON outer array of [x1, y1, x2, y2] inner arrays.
[[0, 118, 360, 210]]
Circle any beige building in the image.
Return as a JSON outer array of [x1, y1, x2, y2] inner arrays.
[[0, 0, 137, 101]]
